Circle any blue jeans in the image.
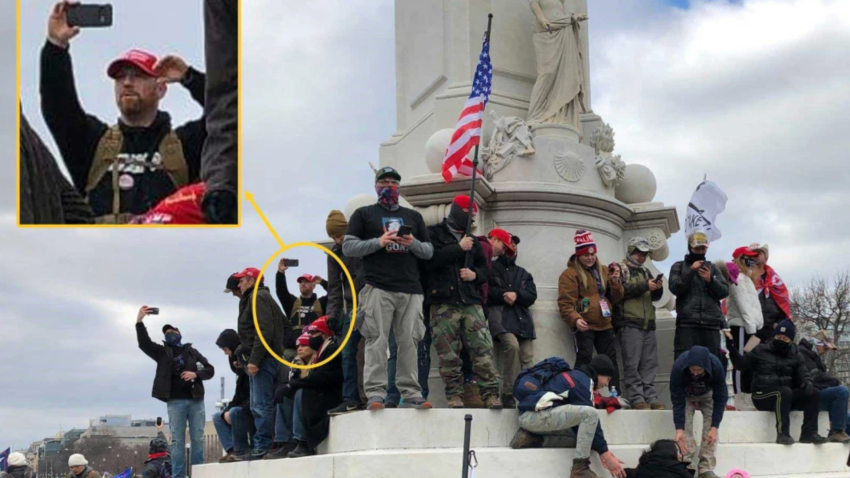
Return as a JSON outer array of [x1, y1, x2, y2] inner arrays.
[[340, 316, 399, 404], [213, 407, 252, 454], [167, 398, 205, 478], [249, 358, 279, 452], [274, 398, 294, 443], [293, 389, 306, 441], [417, 306, 432, 399], [818, 385, 850, 432]]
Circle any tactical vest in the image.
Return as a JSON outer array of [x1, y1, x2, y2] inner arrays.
[[86, 125, 189, 224], [290, 297, 324, 329]]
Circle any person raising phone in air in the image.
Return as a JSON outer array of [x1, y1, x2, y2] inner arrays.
[[41, 1, 207, 223], [668, 231, 729, 360]]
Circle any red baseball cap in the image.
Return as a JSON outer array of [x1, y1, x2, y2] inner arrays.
[[310, 316, 334, 336], [296, 274, 314, 284], [107, 49, 159, 79], [732, 246, 759, 259], [453, 194, 479, 213], [130, 183, 206, 225], [233, 267, 261, 279], [488, 228, 517, 257]]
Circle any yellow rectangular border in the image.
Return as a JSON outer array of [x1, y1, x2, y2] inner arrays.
[[16, 0, 242, 228]]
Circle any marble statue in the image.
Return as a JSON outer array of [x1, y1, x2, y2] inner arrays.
[[481, 111, 535, 180], [591, 123, 626, 188], [526, 0, 588, 133]]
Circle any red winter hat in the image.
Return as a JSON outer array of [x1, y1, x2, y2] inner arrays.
[[453, 195, 478, 213], [107, 49, 159, 79], [297, 274, 314, 284], [732, 246, 759, 259], [574, 229, 597, 256], [130, 183, 207, 225], [310, 316, 333, 336], [233, 267, 261, 279], [488, 228, 517, 257], [296, 332, 311, 347]]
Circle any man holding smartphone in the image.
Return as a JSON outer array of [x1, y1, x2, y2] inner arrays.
[[669, 232, 729, 360], [135, 306, 214, 478], [41, 1, 208, 223], [342, 167, 434, 410]]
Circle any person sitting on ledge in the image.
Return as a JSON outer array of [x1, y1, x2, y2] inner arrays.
[[624, 439, 693, 478], [511, 355, 626, 478]]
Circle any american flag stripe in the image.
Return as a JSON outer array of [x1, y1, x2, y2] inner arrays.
[[442, 35, 492, 183]]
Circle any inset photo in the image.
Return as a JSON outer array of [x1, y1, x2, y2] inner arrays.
[[17, 0, 239, 226]]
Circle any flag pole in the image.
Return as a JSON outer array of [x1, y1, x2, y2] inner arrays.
[[464, 13, 493, 268]]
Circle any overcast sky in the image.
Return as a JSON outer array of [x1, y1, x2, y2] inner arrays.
[[3, 0, 850, 452]]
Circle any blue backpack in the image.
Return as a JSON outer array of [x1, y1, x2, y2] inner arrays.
[[513, 357, 572, 403]]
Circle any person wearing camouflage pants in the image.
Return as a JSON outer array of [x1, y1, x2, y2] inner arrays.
[[425, 195, 502, 409]]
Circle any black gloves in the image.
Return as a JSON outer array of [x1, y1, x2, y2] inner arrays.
[[327, 316, 342, 333], [803, 381, 815, 396], [202, 190, 238, 224]]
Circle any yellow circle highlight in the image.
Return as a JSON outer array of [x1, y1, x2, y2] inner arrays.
[[251, 241, 356, 370]]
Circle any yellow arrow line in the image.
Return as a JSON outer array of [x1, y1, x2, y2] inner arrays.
[[245, 191, 285, 248]]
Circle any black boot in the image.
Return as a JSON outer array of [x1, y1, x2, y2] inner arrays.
[[776, 434, 795, 445], [288, 441, 315, 458], [264, 441, 297, 459]]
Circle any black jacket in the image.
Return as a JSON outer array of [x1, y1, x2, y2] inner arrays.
[[426, 221, 489, 306], [326, 242, 364, 324], [488, 255, 537, 340], [625, 455, 693, 478], [276, 271, 328, 348], [136, 323, 215, 402], [215, 330, 251, 412], [758, 289, 788, 340], [236, 285, 288, 366], [2, 466, 35, 478], [670, 346, 727, 430], [40, 41, 206, 216], [140, 431, 171, 478], [669, 256, 729, 330], [19, 109, 93, 224], [799, 339, 841, 390], [727, 339, 812, 391], [283, 339, 344, 449]]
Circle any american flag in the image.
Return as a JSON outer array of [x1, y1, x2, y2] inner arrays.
[[0, 448, 10, 472], [441, 35, 493, 183]]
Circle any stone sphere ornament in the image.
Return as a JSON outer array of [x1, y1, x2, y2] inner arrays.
[[425, 129, 455, 174], [615, 163, 657, 204]]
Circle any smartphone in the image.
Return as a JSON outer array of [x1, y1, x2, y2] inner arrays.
[[396, 225, 413, 238], [283, 259, 299, 268], [148, 307, 160, 315], [155, 417, 162, 427], [66, 4, 113, 28], [655, 274, 664, 282]]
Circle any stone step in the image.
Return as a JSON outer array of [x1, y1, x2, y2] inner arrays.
[[321, 408, 833, 453], [195, 444, 850, 478]]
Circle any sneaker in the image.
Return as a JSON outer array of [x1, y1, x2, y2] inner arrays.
[[328, 399, 361, 416], [223, 452, 245, 463], [633, 402, 650, 410], [264, 442, 297, 459], [447, 395, 465, 408], [400, 398, 432, 409], [800, 434, 828, 445], [828, 430, 850, 443], [650, 403, 666, 410], [509, 428, 543, 449], [288, 441, 316, 458], [367, 396, 385, 411], [569, 457, 598, 478], [218, 450, 233, 463], [501, 395, 517, 409], [245, 449, 268, 460], [484, 395, 503, 410], [776, 434, 795, 445]]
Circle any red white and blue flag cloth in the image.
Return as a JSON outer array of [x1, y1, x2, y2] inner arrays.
[[441, 35, 492, 183], [0, 448, 10, 471]]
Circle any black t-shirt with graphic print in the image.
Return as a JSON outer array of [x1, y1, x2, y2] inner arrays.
[[346, 204, 430, 294]]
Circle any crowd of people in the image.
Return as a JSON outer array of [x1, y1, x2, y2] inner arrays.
[[128, 165, 850, 476], [20, 0, 238, 225]]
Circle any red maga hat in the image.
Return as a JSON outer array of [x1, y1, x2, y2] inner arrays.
[[107, 49, 159, 79], [233, 267, 261, 279], [296, 274, 315, 284], [732, 246, 759, 259], [452, 195, 478, 213]]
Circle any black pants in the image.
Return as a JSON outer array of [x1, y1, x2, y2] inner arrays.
[[674, 326, 721, 361], [729, 326, 754, 394], [201, 0, 239, 223], [752, 385, 820, 437], [575, 329, 619, 391]]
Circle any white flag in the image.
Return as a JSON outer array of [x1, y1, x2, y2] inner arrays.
[[684, 181, 727, 242]]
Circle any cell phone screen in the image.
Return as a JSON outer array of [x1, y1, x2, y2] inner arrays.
[[655, 274, 664, 282], [156, 417, 162, 426], [397, 225, 413, 237]]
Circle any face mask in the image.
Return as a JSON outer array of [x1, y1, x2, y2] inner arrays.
[[691, 371, 705, 379], [687, 251, 707, 262], [165, 332, 182, 347], [308, 335, 325, 352], [447, 203, 470, 232], [772, 340, 790, 353], [376, 185, 400, 206]]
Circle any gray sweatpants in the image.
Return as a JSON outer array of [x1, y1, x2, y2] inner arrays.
[[617, 327, 659, 405], [519, 405, 599, 460], [359, 284, 425, 401]]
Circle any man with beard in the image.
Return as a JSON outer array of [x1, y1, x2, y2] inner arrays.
[[275, 261, 329, 359], [41, 1, 207, 223], [136, 307, 215, 478]]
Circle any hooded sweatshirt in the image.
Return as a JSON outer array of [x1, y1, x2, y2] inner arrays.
[[670, 346, 728, 430], [216, 329, 251, 411]]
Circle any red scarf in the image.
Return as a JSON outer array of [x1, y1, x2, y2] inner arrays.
[[148, 452, 168, 460], [758, 265, 792, 320]]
